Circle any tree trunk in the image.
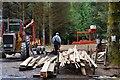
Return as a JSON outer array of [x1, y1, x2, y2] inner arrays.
[[42, 3, 46, 46], [22, 3, 25, 24], [18, 3, 25, 22], [0, 2, 2, 16], [49, 2, 53, 45], [107, 2, 120, 65]]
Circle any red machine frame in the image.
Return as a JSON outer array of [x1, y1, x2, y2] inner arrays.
[[72, 29, 96, 44]]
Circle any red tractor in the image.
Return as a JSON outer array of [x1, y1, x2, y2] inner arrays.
[[1, 19, 38, 60]]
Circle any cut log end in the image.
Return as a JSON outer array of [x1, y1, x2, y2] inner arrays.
[[40, 72, 47, 78]]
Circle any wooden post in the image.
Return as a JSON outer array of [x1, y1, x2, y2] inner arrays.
[[81, 67, 86, 76]]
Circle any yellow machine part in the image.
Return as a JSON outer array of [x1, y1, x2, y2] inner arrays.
[[16, 33, 22, 50], [30, 38, 40, 47], [30, 41, 34, 46], [36, 38, 41, 46]]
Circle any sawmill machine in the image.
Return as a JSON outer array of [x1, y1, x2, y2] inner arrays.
[[72, 25, 97, 44]]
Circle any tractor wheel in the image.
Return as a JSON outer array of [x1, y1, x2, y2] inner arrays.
[[37, 50, 40, 54], [20, 42, 27, 60], [20, 42, 30, 61], [36, 46, 39, 54], [26, 47, 30, 58], [26, 41, 30, 58], [2, 52, 6, 58]]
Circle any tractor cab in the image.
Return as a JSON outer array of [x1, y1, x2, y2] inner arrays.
[[2, 19, 23, 34]]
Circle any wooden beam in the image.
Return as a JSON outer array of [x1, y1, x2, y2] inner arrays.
[[40, 61, 51, 78], [80, 63, 85, 67], [40, 56, 57, 78], [20, 57, 33, 67], [73, 45, 82, 62], [37, 56, 49, 67], [81, 67, 86, 76], [49, 56, 57, 62], [82, 51, 98, 68], [75, 63, 78, 68], [97, 51, 105, 59], [48, 63, 55, 72], [28, 56, 41, 68]]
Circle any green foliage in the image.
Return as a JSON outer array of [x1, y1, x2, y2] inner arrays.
[[91, 3, 108, 34], [68, 2, 93, 43]]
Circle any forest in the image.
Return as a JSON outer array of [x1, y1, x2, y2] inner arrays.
[[2, 2, 110, 45]]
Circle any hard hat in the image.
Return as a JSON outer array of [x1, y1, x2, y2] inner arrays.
[[56, 32, 59, 35]]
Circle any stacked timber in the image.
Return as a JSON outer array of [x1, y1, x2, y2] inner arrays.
[[19, 55, 57, 78], [19, 55, 57, 71], [59, 45, 98, 75], [19, 56, 42, 71]]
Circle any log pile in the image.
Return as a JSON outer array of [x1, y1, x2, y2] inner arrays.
[[59, 45, 98, 75]]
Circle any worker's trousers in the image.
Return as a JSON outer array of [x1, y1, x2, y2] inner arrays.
[[54, 45, 59, 55]]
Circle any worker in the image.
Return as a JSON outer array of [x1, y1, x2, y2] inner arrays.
[[52, 32, 61, 55], [96, 33, 102, 52]]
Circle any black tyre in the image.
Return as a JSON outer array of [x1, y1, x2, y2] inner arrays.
[[26, 47, 30, 58], [20, 42, 28, 60], [26, 39, 30, 58], [37, 50, 40, 54], [36, 46, 40, 54]]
